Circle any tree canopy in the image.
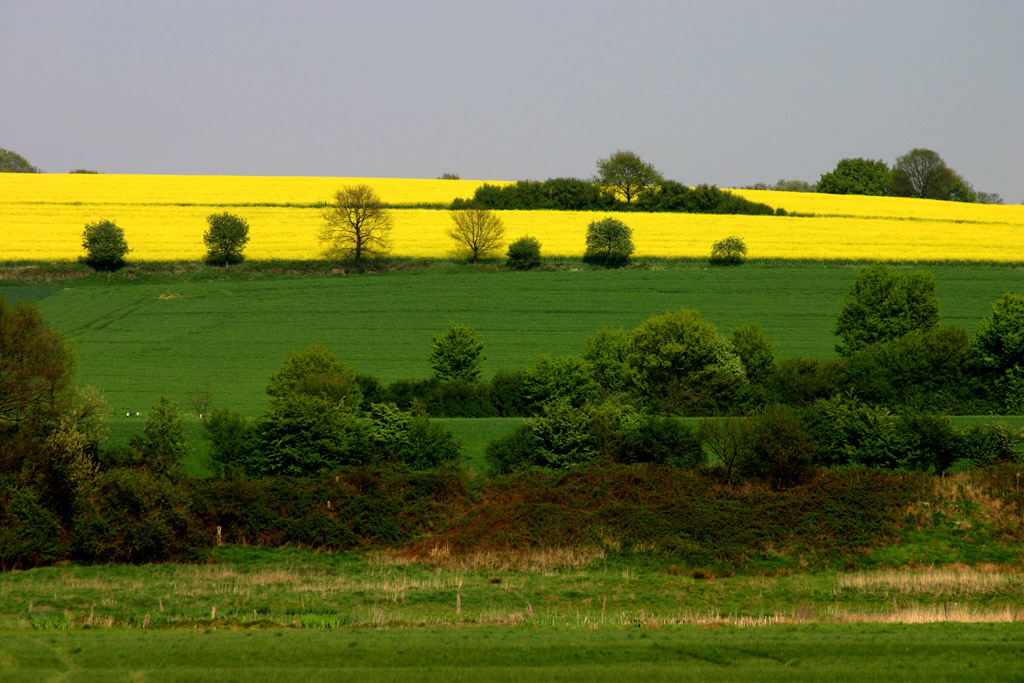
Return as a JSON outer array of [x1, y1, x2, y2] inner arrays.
[[583, 217, 634, 268], [889, 148, 974, 201], [594, 150, 663, 204], [429, 323, 485, 382], [834, 265, 941, 355], [203, 212, 250, 266], [81, 220, 130, 271], [0, 148, 38, 173], [817, 158, 890, 196], [446, 208, 505, 263]]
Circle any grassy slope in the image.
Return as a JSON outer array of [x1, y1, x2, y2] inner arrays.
[[3, 264, 1021, 416]]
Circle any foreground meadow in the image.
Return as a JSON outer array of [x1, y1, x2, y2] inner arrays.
[[3, 624, 1021, 682], [3, 174, 1022, 261], [1, 546, 1022, 681]]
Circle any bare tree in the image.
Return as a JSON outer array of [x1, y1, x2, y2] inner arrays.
[[446, 208, 506, 263], [188, 384, 212, 418], [319, 185, 393, 263]]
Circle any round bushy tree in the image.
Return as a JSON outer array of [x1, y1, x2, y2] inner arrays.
[[429, 323, 484, 382], [583, 217, 634, 268], [506, 235, 542, 270], [710, 236, 747, 266], [834, 265, 940, 355], [203, 212, 250, 266], [81, 220, 130, 271]]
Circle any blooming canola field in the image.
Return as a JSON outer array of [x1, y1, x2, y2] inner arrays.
[[2, 174, 1022, 262]]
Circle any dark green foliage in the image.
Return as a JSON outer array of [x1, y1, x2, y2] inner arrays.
[[0, 482, 65, 570], [489, 369, 531, 416], [484, 423, 538, 475], [428, 322, 484, 382], [816, 158, 890, 195], [889, 148, 973, 201], [636, 182, 775, 214], [764, 357, 846, 406], [266, 343, 362, 409], [0, 296, 76, 474], [841, 326, 978, 412], [742, 405, 816, 488], [252, 394, 369, 476], [698, 417, 755, 481], [627, 308, 745, 413], [81, 220, 130, 271], [583, 217, 634, 268], [834, 265, 940, 355], [505, 235, 542, 270], [973, 293, 1024, 376], [523, 355, 601, 408], [710, 236, 747, 266], [77, 469, 208, 564], [203, 212, 250, 266], [896, 411, 964, 473], [730, 322, 775, 385], [0, 147, 38, 172], [583, 326, 633, 393], [368, 402, 463, 469], [804, 396, 903, 469], [128, 397, 188, 475], [959, 422, 1024, 467], [452, 179, 616, 211], [203, 408, 254, 477]]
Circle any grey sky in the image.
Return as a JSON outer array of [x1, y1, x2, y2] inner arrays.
[[2, 0, 1021, 201]]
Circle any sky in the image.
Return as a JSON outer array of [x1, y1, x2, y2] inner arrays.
[[2, 0, 1022, 201]]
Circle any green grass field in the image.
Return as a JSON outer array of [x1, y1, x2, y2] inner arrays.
[[2, 624, 1022, 682], [3, 264, 1022, 416], [1, 546, 1022, 680]]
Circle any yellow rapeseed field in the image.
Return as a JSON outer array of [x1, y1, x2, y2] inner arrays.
[[2, 174, 1022, 262]]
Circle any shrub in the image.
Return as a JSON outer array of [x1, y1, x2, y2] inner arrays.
[[252, 395, 370, 476], [522, 355, 601, 408], [81, 220, 130, 271], [506, 235, 542, 270], [485, 423, 538, 474], [804, 395, 903, 468], [730, 323, 775, 384], [742, 405, 816, 488], [203, 408, 254, 478], [709, 236, 747, 266], [0, 483, 66, 569], [128, 397, 188, 475], [583, 327, 633, 393]]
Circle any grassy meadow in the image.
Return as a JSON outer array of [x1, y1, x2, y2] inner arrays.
[[1, 546, 1022, 680]]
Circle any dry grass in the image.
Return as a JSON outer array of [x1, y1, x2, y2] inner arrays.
[[836, 567, 1024, 597], [378, 543, 608, 572]]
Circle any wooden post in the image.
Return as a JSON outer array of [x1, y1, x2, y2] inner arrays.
[[216, 526, 222, 546], [211, 605, 217, 620], [143, 614, 150, 629], [456, 593, 462, 618]]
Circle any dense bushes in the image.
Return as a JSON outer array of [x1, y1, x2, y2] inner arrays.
[[451, 177, 777, 215]]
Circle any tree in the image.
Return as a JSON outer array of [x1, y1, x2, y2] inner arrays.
[[128, 397, 187, 475], [319, 184, 393, 264], [710, 236, 747, 266], [266, 343, 362, 410], [627, 308, 743, 404], [834, 265, 940, 355], [446, 208, 505, 263], [506, 236, 542, 270], [594, 150, 664, 204], [889, 148, 963, 200], [0, 148, 38, 173], [973, 293, 1024, 377], [731, 323, 775, 384], [81, 220, 130, 271], [203, 212, 250, 266], [428, 322, 484, 382], [816, 158, 890, 196], [0, 297, 76, 472], [583, 217, 634, 268]]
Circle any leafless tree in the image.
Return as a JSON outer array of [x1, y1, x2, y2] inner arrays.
[[446, 208, 506, 263], [319, 185, 393, 264], [188, 384, 212, 418]]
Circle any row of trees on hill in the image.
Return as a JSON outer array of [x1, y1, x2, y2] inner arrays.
[[451, 151, 781, 215], [752, 148, 1003, 204]]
